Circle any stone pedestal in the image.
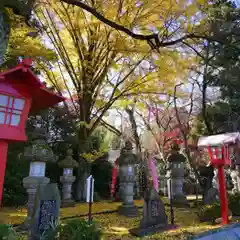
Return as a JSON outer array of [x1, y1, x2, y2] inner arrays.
[[60, 170, 76, 207], [23, 176, 49, 228]]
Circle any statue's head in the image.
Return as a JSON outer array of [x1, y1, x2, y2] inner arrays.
[[4, 0, 36, 19]]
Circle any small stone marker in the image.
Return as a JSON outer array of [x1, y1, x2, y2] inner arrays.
[[30, 183, 61, 240], [130, 187, 175, 237]]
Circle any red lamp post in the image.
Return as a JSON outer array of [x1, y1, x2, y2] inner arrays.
[[0, 59, 65, 206], [198, 132, 240, 225]]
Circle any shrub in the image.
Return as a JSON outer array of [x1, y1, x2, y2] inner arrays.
[[0, 224, 12, 239], [44, 219, 102, 240], [93, 192, 101, 202], [91, 154, 113, 199], [229, 193, 240, 216], [3, 143, 28, 207], [0, 224, 26, 240], [197, 203, 221, 222], [60, 219, 101, 240]]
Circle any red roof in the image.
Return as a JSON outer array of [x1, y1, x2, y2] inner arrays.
[[0, 59, 65, 113]]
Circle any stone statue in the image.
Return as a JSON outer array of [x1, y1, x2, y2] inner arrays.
[[0, 0, 36, 64]]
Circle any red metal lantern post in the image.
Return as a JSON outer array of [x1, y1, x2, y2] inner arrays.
[[198, 132, 239, 225], [207, 145, 229, 225], [0, 59, 65, 206]]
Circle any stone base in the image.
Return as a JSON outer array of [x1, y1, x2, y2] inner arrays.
[[130, 224, 177, 237], [118, 204, 139, 217], [61, 200, 76, 208]]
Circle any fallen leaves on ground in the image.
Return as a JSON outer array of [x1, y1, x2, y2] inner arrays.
[[0, 197, 219, 239]]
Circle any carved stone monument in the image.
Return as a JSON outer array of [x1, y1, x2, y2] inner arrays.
[[30, 183, 61, 240], [23, 116, 57, 228], [117, 141, 139, 217], [58, 149, 78, 207], [130, 187, 173, 237]]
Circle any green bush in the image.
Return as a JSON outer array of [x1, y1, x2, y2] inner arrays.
[[44, 219, 102, 240], [197, 203, 221, 222], [93, 192, 101, 202], [3, 143, 28, 207], [229, 193, 240, 216], [0, 224, 12, 239], [0, 224, 26, 240], [91, 154, 113, 199]]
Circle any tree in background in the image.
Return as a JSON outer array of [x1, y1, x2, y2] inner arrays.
[[33, 1, 193, 200]]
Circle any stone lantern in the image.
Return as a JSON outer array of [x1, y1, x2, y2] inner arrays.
[[58, 149, 78, 207], [166, 144, 188, 206], [117, 141, 139, 217], [22, 115, 57, 227]]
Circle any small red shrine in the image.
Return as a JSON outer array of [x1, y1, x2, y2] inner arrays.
[[0, 59, 65, 205], [198, 132, 240, 225]]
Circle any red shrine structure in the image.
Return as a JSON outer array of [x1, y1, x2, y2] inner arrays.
[[198, 132, 240, 225], [0, 59, 65, 205]]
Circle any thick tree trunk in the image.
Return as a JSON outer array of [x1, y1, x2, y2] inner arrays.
[[74, 125, 91, 201], [76, 163, 89, 201]]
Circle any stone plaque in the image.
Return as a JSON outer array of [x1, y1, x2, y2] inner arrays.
[[30, 183, 61, 239]]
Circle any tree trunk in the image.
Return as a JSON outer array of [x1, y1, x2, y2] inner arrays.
[[74, 125, 91, 201]]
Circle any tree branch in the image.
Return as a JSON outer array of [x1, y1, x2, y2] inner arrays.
[[100, 118, 122, 136], [61, 0, 209, 49]]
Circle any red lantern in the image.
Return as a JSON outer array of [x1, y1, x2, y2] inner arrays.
[[0, 59, 65, 206], [207, 145, 231, 167]]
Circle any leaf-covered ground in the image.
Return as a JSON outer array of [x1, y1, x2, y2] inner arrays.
[[0, 197, 221, 239]]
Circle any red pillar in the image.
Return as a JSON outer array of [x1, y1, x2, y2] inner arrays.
[[218, 165, 229, 225], [0, 141, 8, 208]]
